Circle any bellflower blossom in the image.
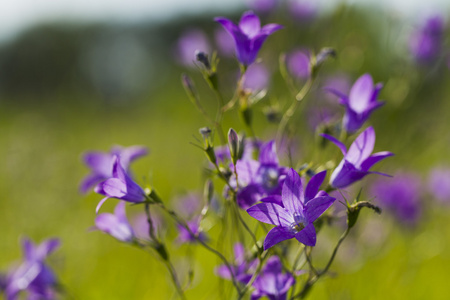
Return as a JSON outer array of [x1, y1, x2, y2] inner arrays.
[[286, 49, 311, 80], [370, 173, 422, 226], [175, 29, 211, 67], [80, 145, 148, 193], [321, 126, 394, 189], [4, 238, 60, 300], [132, 212, 164, 241], [233, 140, 288, 209], [251, 256, 295, 300], [328, 74, 384, 133], [94, 156, 147, 213], [176, 218, 208, 244], [428, 167, 450, 203], [409, 15, 444, 64], [215, 243, 257, 284], [247, 169, 335, 249], [95, 202, 135, 243], [215, 11, 283, 66]]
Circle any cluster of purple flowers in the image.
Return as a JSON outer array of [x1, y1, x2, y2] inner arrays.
[[1, 238, 60, 300]]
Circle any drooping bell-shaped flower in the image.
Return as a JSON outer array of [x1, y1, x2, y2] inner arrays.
[[95, 202, 135, 243], [321, 126, 394, 189]]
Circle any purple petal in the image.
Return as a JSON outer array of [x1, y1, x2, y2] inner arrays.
[[360, 151, 394, 171], [260, 23, 283, 35], [294, 223, 316, 246], [114, 201, 128, 223], [320, 133, 347, 155], [264, 226, 295, 250], [118, 145, 148, 169], [233, 243, 245, 265], [371, 83, 384, 102], [35, 239, 60, 261], [237, 184, 264, 209], [22, 238, 35, 261], [83, 152, 113, 177], [261, 195, 283, 207], [80, 173, 105, 194], [305, 196, 336, 223], [304, 170, 327, 203], [95, 213, 134, 243], [323, 87, 349, 105], [330, 159, 366, 189], [239, 11, 261, 38], [215, 265, 234, 280], [236, 159, 260, 185], [348, 74, 374, 113], [95, 197, 109, 214], [259, 140, 279, 165], [247, 202, 293, 226], [281, 168, 304, 214], [346, 126, 375, 167], [214, 17, 240, 36], [97, 178, 127, 198]]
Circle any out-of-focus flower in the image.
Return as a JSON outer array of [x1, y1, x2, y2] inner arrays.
[[215, 243, 257, 284], [94, 156, 146, 213], [288, 0, 318, 23], [251, 256, 295, 299], [175, 29, 211, 67], [242, 62, 271, 92], [286, 49, 310, 80], [174, 193, 202, 219], [233, 140, 288, 209], [328, 74, 384, 133], [247, 168, 335, 249], [321, 126, 394, 189], [215, 11, 283, 66], [95, 202, 135, 242], [321, 73, 351, 103], [215, 138, 261, 164], [4, 238, 60, 300], [246, 0, 278, 15], [80, 145, 148, 194], [409, 15, 444, 64], [214, 27, 235, 57], [306, 106, 338, 131], [131, 212, 164, 241], [428, 167, 450, 203], [370, 173, 422, 226], [176, 218, 208, 244]]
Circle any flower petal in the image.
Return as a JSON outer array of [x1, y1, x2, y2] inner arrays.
[[346, 126, 375, 167], [239, 11, 261, 38], [260, 23, 283, 35], [264, 227, 295, 250], [233, 243, 245, 265], [349, 73, 374, 113], [95, 197, 110, 214], [360, 151, 394, 171], [261, 195, 283, 207], [320, 133, 347, 155], [305, 196, 336, 223], [258, 140, 278, 165], [294, 223, 316, 246], [236, 159, 260, 185], [114, 201, 128, 223], [80, 173, 105, 194], [247, 202, 293, 226], [304, 170, 327, 203], [282, 168, 304, 214]]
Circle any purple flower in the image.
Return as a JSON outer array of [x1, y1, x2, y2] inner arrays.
[[215, 138, 262, 164], [286, 49, 310, 80], [5, 238, 60, 300], [132, 212, 164, 241], [175, 29, 211, 67], [214, 27, 235, 57], [321, 73, 351, 103], [409, 15, 444, 64], [80, 145, 148, 194], [321, 126, 394, 189], [328, 74, 384, 133], [215, 243, 257, 284], [176, 218, 208, 244], [288, 0, 318, 23], [247, 168, 335, 249], [233, 140, 288, 209], [251, 256, 295, 300], [174, 193, 202, 219], [95, 202, 135, 242], [428, 167, 450, 203], [94, 156, 147, 213], [242, 62, 271, 92], [370, 173, 422, 226], [215, 11, 282, 66]]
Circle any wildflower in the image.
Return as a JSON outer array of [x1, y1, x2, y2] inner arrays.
[[428, 167, 450, 203], [80, 145, 148, 193], [286, 49, 311, 80], [247, 168, 335, 249], [233, 140, 288, 209], [176, 218, 208, 244], [94, 156, 147, 213], [215, 243, 257, 284], [4, 238, 60, 300], [215, 11, 282, 66], [95, 202, 135, 242], [370, 173, 422, 226], [409, 15, 444, 64], [251, 256, 295, 300], [242, 62, 270, 92], [328, 74, 384, 133], [175, 29, 211, 67], [321, 126, 394, 189]]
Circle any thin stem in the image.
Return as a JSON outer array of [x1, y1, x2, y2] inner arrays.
[[239, 251, 270, 298], [162, 259, 186, 300], [276, 78, 314, 146]]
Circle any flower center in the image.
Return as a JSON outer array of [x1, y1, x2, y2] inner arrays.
[[289, 213, 306, 233]]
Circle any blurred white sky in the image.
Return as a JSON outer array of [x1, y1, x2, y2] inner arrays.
[[0, 0, 448, 41]]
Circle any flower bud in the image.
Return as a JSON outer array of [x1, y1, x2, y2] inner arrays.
[[228, 128, 239, 165], [195, 50, 211, 70]]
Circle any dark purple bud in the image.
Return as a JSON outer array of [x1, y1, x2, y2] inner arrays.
[[195, 50, 211, 70]]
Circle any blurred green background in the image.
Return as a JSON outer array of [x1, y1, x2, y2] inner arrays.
[[0, 0, 450, 299]]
